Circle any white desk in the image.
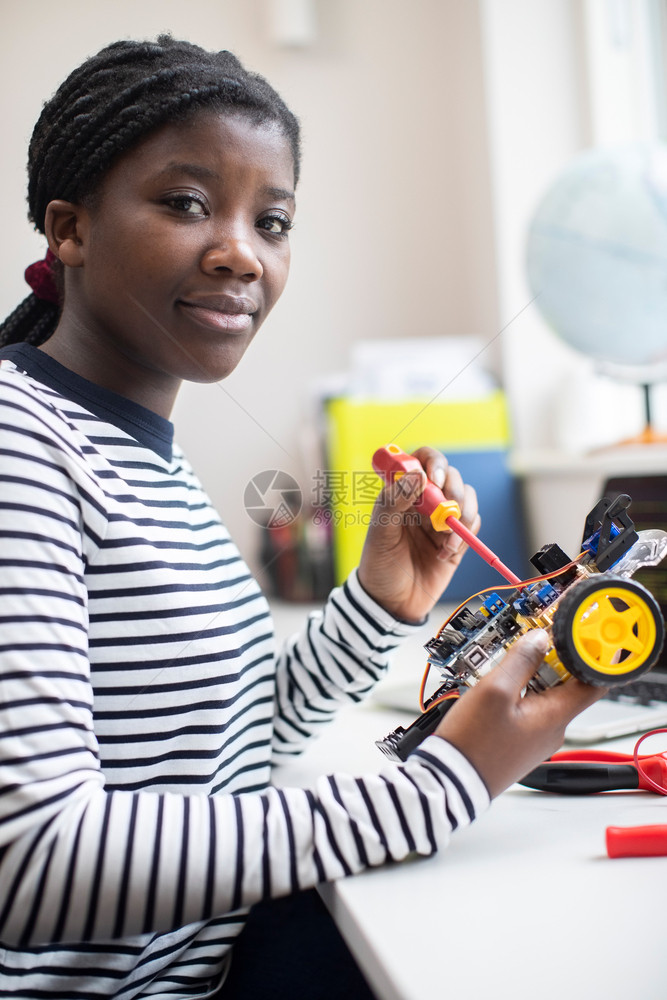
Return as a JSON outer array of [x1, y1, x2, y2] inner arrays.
[[271, 600, 666, 1000], [273, 696, 666, 1000]]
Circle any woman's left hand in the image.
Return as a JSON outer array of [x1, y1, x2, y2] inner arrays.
[[357, 446, 480, 623]]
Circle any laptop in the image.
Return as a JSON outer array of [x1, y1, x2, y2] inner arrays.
[[375, 474, 667, 744]]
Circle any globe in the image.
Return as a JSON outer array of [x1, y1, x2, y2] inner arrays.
[[526, 143, 667, 377]]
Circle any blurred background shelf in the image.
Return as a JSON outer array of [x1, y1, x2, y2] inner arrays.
[[511, 444, 667, 554]]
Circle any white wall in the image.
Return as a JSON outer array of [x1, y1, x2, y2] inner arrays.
[[479, 0, 592, 453], [480, 0, 667, 460], [478, 0, 667, 554], [4, 0, 660, 578], [0, 0, 497, 573]]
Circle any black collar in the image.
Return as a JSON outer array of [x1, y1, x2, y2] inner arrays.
[[0, 343, 175, 462]]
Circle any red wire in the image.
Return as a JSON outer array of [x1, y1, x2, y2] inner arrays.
[[633, 728, 667, 795]]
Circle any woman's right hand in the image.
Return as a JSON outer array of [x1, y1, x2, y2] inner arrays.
[[434, 630, 607, 799]]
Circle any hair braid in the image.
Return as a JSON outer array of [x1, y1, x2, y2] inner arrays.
[[1, 34, 300, 347], [0, 295, 59, 349], [48, 77, 245, 223]]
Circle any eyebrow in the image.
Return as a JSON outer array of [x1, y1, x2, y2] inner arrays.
[[157, 162, 295, 203], [157, 161, 220, 181], [264, 186, 296, 204]]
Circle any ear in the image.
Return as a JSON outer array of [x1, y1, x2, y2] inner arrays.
[[44, 200, 89, 268]]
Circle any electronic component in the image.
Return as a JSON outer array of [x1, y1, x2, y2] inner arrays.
[[376, 494, 667, 761]]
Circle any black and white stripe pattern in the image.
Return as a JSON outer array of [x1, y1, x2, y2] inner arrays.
[[0, 347, 488, 998]]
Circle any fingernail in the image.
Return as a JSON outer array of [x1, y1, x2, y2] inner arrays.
[[523, 629, 549, 653], [431, 466, 446, 489]]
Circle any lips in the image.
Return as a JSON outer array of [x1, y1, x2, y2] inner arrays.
[[177, 294, 257, 333]]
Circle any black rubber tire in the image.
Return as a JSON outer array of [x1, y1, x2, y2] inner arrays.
[[551, 574, 665, 687]]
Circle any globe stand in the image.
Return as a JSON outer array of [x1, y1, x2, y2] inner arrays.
[[589, 360, 667, 450], [617, 383, 667, 446]]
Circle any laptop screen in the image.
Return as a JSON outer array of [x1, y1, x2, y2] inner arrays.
[[604, 475, 667, 671]]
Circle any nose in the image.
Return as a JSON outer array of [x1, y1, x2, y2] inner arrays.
[[200, 227, 263, 281]]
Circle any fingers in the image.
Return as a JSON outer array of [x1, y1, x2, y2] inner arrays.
[[493, 631, 604, 714], [410, 448, 469, 510], [537, 672, 608, 719], [439, 482, 480, 560], [435, 629, 606, 799], [493, 630, 550, 692], [390, 448, 471, 514], [408, 447, 480, 529], [360, 445, 482, 622], [377, 468, 426, 515], [412, 446, 447, 490]]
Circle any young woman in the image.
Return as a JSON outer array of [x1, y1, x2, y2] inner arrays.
[[0, 35, 602, 999]]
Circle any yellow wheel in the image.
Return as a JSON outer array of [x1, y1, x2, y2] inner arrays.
[[551, 575, 665, 687]]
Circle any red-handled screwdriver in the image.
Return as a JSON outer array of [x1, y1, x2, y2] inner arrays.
[[372, 443, 522, 586]]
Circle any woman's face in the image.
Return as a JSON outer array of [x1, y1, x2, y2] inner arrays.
[[45, 110, 295, 416]]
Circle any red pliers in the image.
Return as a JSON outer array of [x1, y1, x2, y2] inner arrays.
[[519, 748, 667, 795], [519, 747, 667, 858]]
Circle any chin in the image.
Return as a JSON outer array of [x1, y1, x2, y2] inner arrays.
[[183, 343, 253, 383]]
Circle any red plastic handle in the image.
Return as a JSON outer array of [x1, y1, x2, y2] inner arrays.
[[551, 749, 637, 763], [606, 824, 667, 858], [372, 445, 460, 527], [371, 445, 422, 479]]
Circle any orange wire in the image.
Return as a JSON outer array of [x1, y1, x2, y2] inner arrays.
[[418, 553, 587, 711]]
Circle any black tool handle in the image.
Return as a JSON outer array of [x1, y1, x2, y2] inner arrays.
[[519, 762, 639, 794]]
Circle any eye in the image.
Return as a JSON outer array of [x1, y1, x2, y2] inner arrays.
[[164, 194, 208, 217], [257, 213, 294, 236]]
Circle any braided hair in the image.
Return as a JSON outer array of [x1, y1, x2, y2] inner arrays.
[[0, 35, 301, 348]]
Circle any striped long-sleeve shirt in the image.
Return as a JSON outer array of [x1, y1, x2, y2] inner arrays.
[[0, 344, 489, 999]]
